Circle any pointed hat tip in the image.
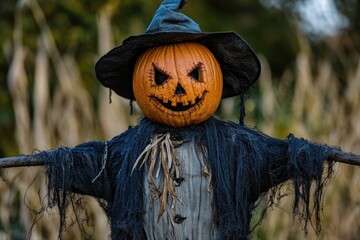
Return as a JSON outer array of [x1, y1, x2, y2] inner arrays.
[[179, 0, 188, 9], [161, 0, 189, 11]]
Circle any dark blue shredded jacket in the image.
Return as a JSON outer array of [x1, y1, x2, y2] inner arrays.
[[41, 117, 333, 239]]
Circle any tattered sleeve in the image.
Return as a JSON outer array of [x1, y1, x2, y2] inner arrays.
[[240, 128, 334, 234], [35, 124, 148, 238], [41, 141, 113, 202], [257, 133, 333, 194], [34, 139, 120, 237]]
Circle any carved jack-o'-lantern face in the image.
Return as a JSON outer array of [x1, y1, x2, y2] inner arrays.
[[133, 42, 223, 127]]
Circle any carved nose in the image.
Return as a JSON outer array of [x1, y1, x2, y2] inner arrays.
[[175, 83, 186, 95]]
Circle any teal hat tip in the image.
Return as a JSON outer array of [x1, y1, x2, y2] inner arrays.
[[145, 0, 200, 34]]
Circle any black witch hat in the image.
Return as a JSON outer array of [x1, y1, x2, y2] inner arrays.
[[95, 0, 261, 100]]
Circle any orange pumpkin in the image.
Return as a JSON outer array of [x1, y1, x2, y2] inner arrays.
[[133, 42, 223, 127]]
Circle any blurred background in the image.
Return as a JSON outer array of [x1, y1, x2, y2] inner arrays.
[[0, 0, 359, 239]]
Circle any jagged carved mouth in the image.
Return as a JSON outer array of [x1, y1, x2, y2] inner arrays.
[[151, 92, 207, 112]]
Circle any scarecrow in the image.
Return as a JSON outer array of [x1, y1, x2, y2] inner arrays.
[[1, 0, 360, 239]]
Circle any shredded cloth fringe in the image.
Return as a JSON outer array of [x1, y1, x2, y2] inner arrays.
[[39, 117, 334, 239], [131, 133, 182, 233]]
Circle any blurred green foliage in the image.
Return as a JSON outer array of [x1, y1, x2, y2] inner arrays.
[[0, 0, 358, 154], [0, 0, 297, 156]]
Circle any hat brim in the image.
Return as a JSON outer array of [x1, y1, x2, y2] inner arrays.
[[95, 32, 260, 100]]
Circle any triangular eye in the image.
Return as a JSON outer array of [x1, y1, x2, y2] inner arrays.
[[188, 65, 201, 82], [154, 64, 169, 85]]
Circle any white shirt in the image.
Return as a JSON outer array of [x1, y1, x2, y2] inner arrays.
[[143, 137, 218, 240]]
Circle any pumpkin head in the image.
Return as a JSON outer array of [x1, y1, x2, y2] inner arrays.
[[133, 42, 223, 127]]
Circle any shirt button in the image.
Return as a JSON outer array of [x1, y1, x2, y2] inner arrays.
[[174, 177, 184, 187], [170, 133, 183, 147], [170, 133, 182, 141], [174, 214, 186, 224]]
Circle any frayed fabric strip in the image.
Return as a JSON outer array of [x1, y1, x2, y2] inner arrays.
[[92, 141, 108, 183]]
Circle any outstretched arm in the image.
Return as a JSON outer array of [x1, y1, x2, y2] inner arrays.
[[251, 132, 360, 193], [0, 140, 113, 201], [246, 130, 360, 234]]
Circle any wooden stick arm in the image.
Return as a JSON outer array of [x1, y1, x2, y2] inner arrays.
[[0, 146, 359, 169], [0, 154, 45, 168], [328, 149, 360, 166]]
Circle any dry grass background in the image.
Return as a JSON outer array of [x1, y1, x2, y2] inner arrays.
[[250, 36, 360, 239], [0, 0, 359, 239]]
